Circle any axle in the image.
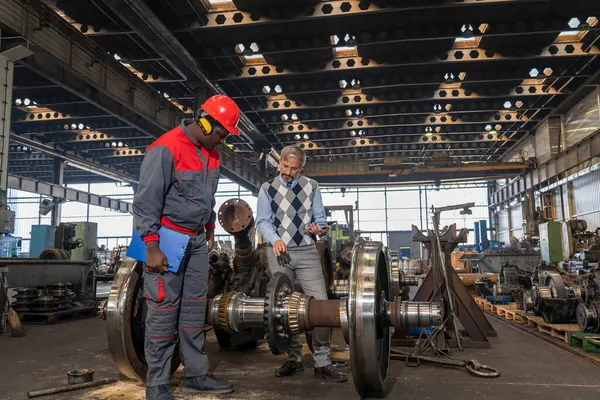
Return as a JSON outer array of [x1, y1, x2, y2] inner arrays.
[[209, 276, 442, 342]]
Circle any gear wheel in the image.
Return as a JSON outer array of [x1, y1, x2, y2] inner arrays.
[[545, 274, 567, 299], [216, 292, 235, 332], [264, 272, 294, 355]]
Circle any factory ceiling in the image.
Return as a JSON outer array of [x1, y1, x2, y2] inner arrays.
[[2, 0, 600, 186]]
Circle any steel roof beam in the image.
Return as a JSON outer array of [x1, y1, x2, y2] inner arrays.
[[303, 159, 527, 184], [196, 25, 600, 60], [267, 112, 534, 134], [98, 0, 272, 150], [253, 108, 551, 126], [10, 135, 138, 184], [254, 86, 565, 112], [7, 174, 133, 213], [178, 0, 544, 30], [227, 74, 591, 100], [225, 44, 599, 80], [0, 0, 267, 191]]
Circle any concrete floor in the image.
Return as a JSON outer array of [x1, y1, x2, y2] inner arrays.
[[1, 317, 599, 400]]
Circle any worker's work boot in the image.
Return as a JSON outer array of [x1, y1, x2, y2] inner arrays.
[[274, 360, 304, 377], [183, 375, 234, 394], [146, 384, 174, 400], [314, 364, 348, 382]]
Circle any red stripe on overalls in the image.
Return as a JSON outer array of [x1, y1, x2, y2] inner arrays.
[[157, 277, 165, 302]]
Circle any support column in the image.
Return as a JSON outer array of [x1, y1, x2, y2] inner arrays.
[[0, 46, 33, 234], [0, 54, 14, 220], [384, 187, 389, 248], [50, 158, 64, 226]]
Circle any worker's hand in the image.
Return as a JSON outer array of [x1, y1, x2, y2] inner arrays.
[[207, 229, 215, 252], [146, 242, 168, 273], [273, 240, 288, 257], [306, 222, 330, 236]]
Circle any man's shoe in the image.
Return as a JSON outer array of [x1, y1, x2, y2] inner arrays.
[[183, 375, 234, 394], [146, 384, 174, 400], [314, 364, 348, 382], [274, 360, 304, 377]]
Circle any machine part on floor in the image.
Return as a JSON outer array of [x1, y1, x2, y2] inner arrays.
[[494, 263, 533, 309], [389, 299, 443, 333], [399, 274, 419, 287], [412, 224, 496, 348], [209, 238, 442, 398], [105, 259, 181, 381], [577, 301, 600, 333], [32, 294, 58, 313], [474, 278, 495, 297], [399, 258, 424, 275], [105, 237, 441, 398], [13, 287, 38, 312], [67, 369, 94, 385], [391, 349, 500, 378], [530, 273, 582, 323], [460, 251, 541, 274], [522, 290, 534, 313], [457, 273, 499, 287], [39, 248, 70, 261], [494, 263, 532, 296], [26, 377, 118, 399], [211, 198, 269, 349], [330, 279, 350, 299]]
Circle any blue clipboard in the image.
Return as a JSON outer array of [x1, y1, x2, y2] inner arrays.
[[126, 227, 190, 273]]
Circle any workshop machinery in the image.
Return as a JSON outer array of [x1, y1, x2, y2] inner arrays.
[[576, 271, 600, 333], [104, 237, 442, 398], [494, 263, 533, 308], [562, 219, 600, 273], [528, 272, 583, 323], [411, 203, 497, 350]]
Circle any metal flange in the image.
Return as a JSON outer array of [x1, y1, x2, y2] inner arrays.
[[264, 272, 295, 355], [105, 259, 180, 381], [348, 237, 393, 398]]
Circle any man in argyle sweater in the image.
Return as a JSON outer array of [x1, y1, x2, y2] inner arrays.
[[256, 145, 347, 383]]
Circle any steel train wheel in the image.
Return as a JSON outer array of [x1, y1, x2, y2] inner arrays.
[[349, 238, 393, 398], [106, 259, 180, 381]]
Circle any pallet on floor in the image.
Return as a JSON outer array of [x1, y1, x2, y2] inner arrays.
[[17, 306, 98, 324], [568, 332, 600, 352], [474, 296, 524, 323], [524, 315, 580, 343]]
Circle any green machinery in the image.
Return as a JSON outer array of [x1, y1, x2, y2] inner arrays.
[[539, 221, 563, 263]]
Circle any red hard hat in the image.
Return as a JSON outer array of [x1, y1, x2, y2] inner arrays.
[[201, 94, 240, 135]]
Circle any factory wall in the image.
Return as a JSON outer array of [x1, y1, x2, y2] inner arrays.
[[565, 169, 600, 229], [496, 203, 524, 244], [494, 87, 600, 239]]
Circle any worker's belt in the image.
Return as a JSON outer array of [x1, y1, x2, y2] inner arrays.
[[160, 216, 205, 236]]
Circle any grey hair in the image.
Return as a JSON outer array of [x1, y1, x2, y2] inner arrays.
[[280, 145, 306, 167]]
